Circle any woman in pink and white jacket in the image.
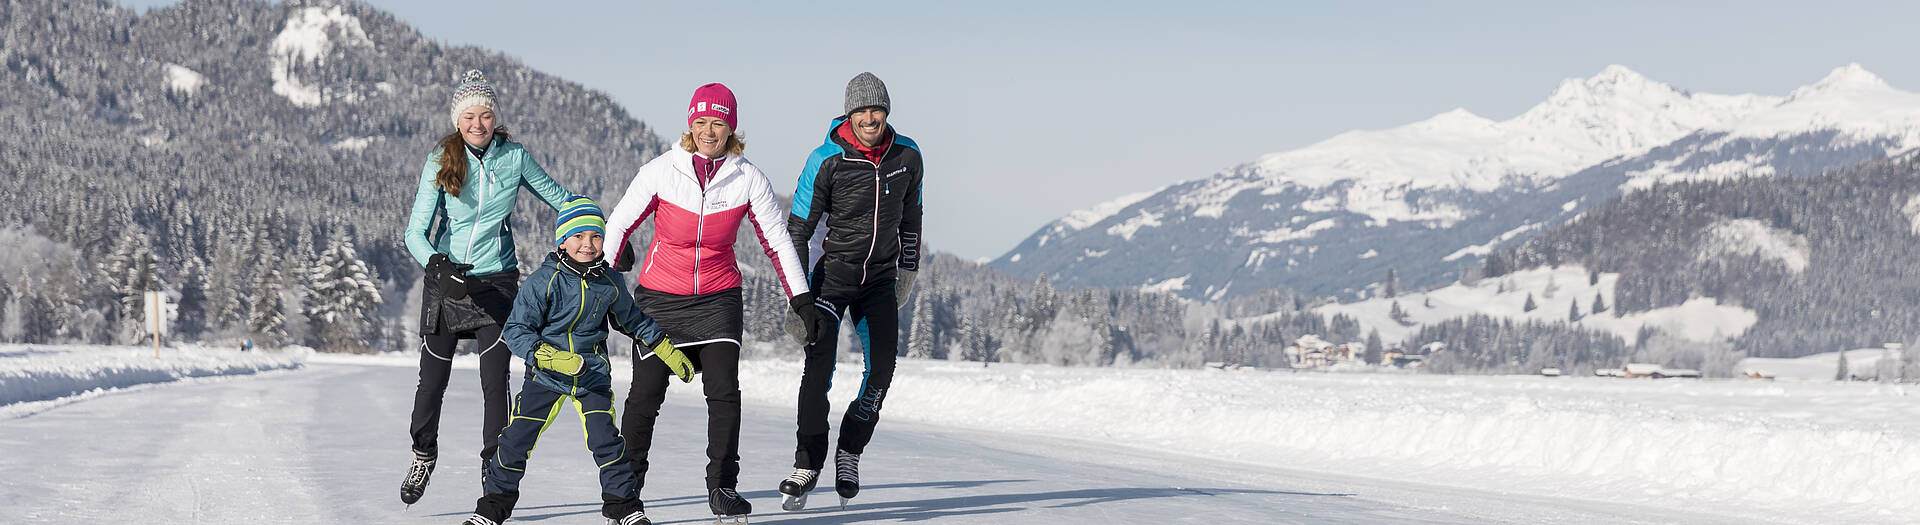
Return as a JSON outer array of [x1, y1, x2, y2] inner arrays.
[[603, 83, 826, 520]]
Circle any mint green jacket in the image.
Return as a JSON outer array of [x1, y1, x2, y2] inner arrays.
[[405, 137, 573, 275]]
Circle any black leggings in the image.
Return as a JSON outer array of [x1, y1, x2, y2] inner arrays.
[[623, 340, 743, 491], [408, 324, 511, 461]]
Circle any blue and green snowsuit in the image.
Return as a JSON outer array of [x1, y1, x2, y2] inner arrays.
[[476, 252, 667, 522]]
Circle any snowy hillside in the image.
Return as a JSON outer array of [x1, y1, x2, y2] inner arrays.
[[995, 64, 1920, 299], [1307, 266, 1757, 346]]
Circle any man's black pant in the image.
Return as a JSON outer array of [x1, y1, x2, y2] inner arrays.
[[409, 324, 511, 461], [794, 274, 897, 470]]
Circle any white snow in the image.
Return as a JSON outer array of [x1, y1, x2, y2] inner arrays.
[[162, 64, 205, 95], [1442, 222, 1543, 261], [1242, 218, 1336, 244], [1240, 66, 1773, 197], [1104, 208, 1164, 240], [269, 5, 372, 108], [1697, 218, 1810, 273], [329, 136, 375, 152], [1059, 188, 1160, 230], [715, 356, 1913, 524], [1311, 266, 1756, 345], [1140, 274, 1189, 294], [1562, 199, 1580, 212], [1358, 249, 1378, 259], [1903, 194, 1920, 236], [0, 344, 306, 417], [1738, 348, 1904, 382], [1627, 64, 1920, 187]]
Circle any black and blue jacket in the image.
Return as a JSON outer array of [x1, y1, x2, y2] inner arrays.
[[503, 252, 667, 396], [788, 118, 924, 292]]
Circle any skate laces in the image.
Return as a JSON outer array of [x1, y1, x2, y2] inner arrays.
[[615, 510, 650, 525], [715, 487, 742, 499], [785, 468, 817, 485], [463, 514, 498, 525], [405, 456, 435, 487], [835, 450, 860, 483]]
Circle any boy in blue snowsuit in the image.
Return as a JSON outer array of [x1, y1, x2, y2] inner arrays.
[[465, 196, 695, 525]]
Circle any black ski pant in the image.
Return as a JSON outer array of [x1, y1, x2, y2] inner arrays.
[[794, 274, 898, 470], [409, 323, 511, 462], [623, 340, 743, 491], [477, 383, 641, 522]]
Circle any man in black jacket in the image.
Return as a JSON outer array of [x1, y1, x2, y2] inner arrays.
[[778, 71, 924, 511]]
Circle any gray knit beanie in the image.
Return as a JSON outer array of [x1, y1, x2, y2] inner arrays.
[[844, 72, 891, 115]]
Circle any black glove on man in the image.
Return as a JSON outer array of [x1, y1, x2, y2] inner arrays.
[[788, 291, 834, 345], [426, 253, 475, 300]]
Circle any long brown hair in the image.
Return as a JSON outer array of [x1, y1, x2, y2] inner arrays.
[[434, 127, 510, 197]]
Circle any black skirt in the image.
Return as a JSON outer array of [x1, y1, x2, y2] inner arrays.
[[632, 286, 744, 348], [419, 269, 521, 337]]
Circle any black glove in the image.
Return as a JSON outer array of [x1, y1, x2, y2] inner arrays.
[[612, 242, 636, 272], [789, 291, 834, 345], [426, 253, 475, 300]]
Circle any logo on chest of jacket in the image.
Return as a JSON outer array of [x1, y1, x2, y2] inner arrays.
[[706, 200, 732, 210]]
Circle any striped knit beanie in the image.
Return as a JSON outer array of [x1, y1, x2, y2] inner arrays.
[[554, 195, 605, 245], [449, 70, 499, 128]]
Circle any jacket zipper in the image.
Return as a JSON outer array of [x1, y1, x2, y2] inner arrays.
[[463, 151, 496, 263], [860, 159, 880, 285], [567, 276, 588, 393], [695, 185, 708, 294]]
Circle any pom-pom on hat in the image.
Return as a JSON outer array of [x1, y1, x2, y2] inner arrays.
[[450, 70, 499, 128]]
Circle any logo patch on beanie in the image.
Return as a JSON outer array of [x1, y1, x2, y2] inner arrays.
[[695, 102, 707, 112], [711, 104, 730, 115]]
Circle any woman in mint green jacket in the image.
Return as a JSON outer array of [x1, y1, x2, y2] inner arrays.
[[398, 70, 575, 507]]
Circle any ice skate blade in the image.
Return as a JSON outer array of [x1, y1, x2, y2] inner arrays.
[[713, 514, 749, 524], [781, 492, 808, 512], [839, 496, 850, 510]]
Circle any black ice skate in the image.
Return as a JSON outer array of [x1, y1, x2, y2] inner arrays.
[[834, 449, 860, 509], [709, 487, 752, 523], [778, 468, 819, 511], [400, 450, 436, 507], [608, 509, 652, 525]]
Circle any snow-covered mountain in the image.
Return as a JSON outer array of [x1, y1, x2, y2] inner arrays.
[[994, 64, 1920, 299]]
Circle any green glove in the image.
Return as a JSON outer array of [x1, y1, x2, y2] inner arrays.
[[533, 343, 584, 376], [648, 337, 694, 383]]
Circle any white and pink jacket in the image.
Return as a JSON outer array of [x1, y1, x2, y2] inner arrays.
[[605, 148, 810, 298]]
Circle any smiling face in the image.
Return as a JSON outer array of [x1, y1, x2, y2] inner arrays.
[[847, 107, 888, 148], [560, 231, 604, 263], [457, 107, 496, 148], [689, 116, 732, 158]]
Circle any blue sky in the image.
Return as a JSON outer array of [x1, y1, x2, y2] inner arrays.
[[122, 0, 1920, 259]]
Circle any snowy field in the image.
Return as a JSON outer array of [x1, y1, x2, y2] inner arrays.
[[0, 344, 307, 417], [4, 344, 1914, 523]]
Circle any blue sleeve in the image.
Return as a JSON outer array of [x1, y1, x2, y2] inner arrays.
[[788, 148, 837, 266], [603, 271, 665, 346], [404, 157, 445, 267], [515, 146, 573, 210], [503, 267, 558, 361]]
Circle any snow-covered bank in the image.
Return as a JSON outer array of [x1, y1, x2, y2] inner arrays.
[[723, 355, 1912, 524], [0, 344, 307, 413]]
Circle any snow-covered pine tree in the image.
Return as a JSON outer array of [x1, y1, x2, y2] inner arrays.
[[1523, 293, 1538, 312], [1364, 329, 1383, 365], [306, 237, 383, 352], [1836, 350, 1850, 381], [907, 283, 935, 359], [247, 268, 287, 348], [1384, 267, 1398, 298], [1592, 292, 1608, 315], [1569, 300, 1581, 322]]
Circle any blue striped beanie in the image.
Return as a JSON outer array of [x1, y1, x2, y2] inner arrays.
[[555, 195, 605, 245]]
